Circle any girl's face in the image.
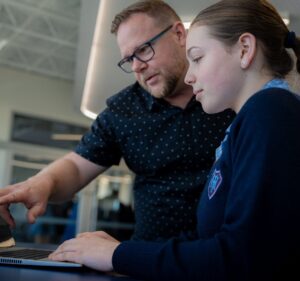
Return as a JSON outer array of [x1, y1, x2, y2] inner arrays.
[[185, 25, 245, 114]]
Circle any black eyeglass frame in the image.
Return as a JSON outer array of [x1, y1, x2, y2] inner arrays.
[[118, 24, 173, 73]]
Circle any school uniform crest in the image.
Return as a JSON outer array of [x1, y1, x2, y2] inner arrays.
[[208, 169, 222, 200]]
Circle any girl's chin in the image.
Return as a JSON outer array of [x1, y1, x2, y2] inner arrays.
[[199, 96, 232, 114], [202, 102, 224, 114]]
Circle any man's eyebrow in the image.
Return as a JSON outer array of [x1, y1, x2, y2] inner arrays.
[[122, 41, 148, 60]]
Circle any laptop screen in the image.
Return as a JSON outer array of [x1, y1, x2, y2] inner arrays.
[[0, 216, 15, 247]]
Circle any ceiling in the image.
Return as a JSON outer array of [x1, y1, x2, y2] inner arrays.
[[0, 0, 299, 113], [0, 0, 80, 81]]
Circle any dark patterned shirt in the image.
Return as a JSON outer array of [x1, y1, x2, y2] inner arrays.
[[75, 82, 235, 241]]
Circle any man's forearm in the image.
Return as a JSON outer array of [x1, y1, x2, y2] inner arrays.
[[35, 152, 107, 202], [37, 157, 82, 202]]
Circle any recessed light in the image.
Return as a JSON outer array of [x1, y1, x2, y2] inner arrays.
[[0, 39, 8, 51]]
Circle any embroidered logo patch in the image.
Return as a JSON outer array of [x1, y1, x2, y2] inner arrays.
[[208, 169, 222, 200]]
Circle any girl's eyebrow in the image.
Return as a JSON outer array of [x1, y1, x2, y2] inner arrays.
[[186, 46, 200, 57]]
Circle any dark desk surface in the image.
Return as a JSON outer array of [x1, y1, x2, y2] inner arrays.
[[0, 243, 142, 281], [0, 265, 141, 281]]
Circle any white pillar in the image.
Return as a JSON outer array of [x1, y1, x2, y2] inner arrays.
[[0, 148, 12, 188], [76, 179, 98, 234]]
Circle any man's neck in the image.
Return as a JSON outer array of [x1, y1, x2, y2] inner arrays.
[[164, 87, 194, 109]]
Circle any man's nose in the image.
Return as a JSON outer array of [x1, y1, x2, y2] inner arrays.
[[131, 57, 147, 73]]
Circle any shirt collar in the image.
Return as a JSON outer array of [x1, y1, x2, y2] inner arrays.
[[261, 78, 290, 91], [135, 83, 157, 111]]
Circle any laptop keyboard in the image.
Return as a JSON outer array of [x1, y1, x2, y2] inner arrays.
[[0, 249, 52, 260]]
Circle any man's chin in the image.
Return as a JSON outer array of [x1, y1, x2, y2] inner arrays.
[[149, 89, 165, 99], [140, 83, 164, 98]]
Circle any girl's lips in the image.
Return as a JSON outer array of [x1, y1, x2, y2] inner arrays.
[[194, 90, 203, 100], [194, 89, 203, 97]]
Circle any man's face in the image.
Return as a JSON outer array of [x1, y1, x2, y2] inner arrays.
[[117, 14, 187, 99]]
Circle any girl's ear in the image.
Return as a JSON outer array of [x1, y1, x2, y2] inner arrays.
[[238, 32, 256, 69]]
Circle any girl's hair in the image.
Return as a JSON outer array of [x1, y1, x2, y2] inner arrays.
[[111, 0, 181, 34], [191, 0, 300, 78]]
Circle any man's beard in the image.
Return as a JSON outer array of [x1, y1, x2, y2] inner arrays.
[[158, 75, 179, 98], [144, 72, 182, 99], [140, 58, 186, 99]]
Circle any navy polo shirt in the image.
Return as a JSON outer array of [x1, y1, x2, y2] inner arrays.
[[75, 82, 235, 241]]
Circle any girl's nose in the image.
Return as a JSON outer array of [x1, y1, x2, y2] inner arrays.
[[184, 70, 195, 85]]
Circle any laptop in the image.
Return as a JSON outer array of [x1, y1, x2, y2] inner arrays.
[[0, 216, 82, 268]]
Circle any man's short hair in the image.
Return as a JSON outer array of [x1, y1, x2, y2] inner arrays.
[[111, 0, 181, 34]]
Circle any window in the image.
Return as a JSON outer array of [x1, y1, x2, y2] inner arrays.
[[11, 113, 88, 150]]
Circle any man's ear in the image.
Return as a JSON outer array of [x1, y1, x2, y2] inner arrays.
[[172, 21, 187, 47], [238, 32, 256, 69]]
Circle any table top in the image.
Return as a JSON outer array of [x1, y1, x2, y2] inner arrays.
[[0, 265, 141, 281], [0, 242, 142, 281]]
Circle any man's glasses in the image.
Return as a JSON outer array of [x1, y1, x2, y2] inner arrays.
[[118, 25, 173, 73]]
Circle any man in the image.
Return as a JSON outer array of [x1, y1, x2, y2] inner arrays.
[[0, 0, 234, 241]]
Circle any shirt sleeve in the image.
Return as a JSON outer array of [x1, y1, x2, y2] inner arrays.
[[75, 108, 122, 167], [112, 90, 300, 281]]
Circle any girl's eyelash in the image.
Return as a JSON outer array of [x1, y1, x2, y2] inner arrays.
[[192, 57, 202, 63]]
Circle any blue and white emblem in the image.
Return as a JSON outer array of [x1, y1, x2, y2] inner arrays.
[[208, 169, 222, 200]]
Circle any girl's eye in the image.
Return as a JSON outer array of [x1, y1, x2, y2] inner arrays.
[[192, 57, 202, 63]]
